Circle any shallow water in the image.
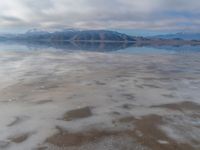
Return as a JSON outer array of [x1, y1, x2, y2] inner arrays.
[[0, 43, 200, 150]]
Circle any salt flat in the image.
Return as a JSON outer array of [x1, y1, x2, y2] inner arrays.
[[0, 49, 200, 150]]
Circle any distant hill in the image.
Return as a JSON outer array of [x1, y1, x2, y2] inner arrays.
[[153, 32, 200, 40]]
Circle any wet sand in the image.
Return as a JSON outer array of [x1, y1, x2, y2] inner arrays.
[[0, 50, 200, 150]]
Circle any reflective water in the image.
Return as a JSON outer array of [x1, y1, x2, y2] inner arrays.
[[1, 41, 200, 53]]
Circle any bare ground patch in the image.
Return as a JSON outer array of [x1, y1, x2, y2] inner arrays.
[[8, 133, 29, 143], [151, 101, 200, 112], [45, 114, 196, 150], [63, 107, 92, 121]]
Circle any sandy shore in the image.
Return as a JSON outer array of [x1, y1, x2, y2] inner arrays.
[[0, 50, 200, 150]]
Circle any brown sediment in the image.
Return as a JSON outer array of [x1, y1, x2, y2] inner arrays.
[[46, 127, 125, 147], [0, 141, 10, 148], [7, 116, 29, 127], [7, 117, 21, 127], [190, 113, 200, 119], [136, 84, 144, 89], [142, 84, 161, 88], [94, 80, 106, 85], [111, 111, 121, 115], [133, 115, 194, 150], [118, 115, 196, 150], [121, 93, 135, 100], [46, 114, 195, 150], [141, 77, 174, 81], [162, 94, 175, 98], [9, 133, 29, 143], [63, 107, 92, 121], [121, 103, 136, 110], [130, 115, 195, 150], [36, 146, 48, 150], [34, 99, 53, 105], [151, 101, 200, 111], [118, 116, 135, 123]]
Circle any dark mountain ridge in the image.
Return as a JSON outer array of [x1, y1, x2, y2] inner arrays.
[[2, 30, 137, 42]]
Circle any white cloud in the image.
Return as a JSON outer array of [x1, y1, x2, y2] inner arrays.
[[0, 0, 199, 32]]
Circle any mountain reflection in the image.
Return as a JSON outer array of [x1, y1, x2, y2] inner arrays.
[[4, 40, 135, 52], [1, 40, 200, 52]]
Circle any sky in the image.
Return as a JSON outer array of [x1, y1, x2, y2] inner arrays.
[[0, 0, 200, 35]]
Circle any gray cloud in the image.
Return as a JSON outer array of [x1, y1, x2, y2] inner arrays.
[[0, 0, 199, 32]]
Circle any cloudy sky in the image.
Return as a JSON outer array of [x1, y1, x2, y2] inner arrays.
[[0, 0, 200, 34]]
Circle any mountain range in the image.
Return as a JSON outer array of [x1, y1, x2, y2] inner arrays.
[[153, 32, 200, 40], [1, 29, 137, 42], [0, 29, 200, 46]]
